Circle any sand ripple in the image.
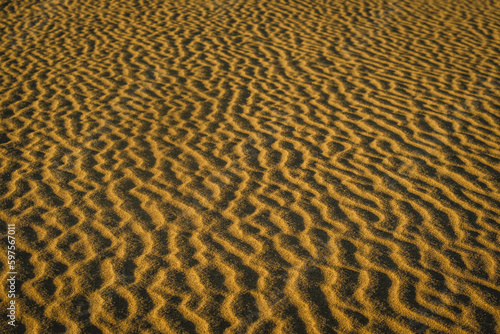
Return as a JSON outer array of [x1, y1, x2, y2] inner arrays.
[[1, 0, 500, 332]]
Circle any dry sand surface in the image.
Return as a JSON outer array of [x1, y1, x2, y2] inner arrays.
[[1, 0, 500, 333]]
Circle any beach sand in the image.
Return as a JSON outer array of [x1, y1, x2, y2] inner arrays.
[[1, 0, 500, 332]]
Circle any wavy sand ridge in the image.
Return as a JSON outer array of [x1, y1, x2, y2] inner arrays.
[[1, 0, 500, 332]]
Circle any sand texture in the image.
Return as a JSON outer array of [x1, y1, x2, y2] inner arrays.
[[1, 0, 500, 333]]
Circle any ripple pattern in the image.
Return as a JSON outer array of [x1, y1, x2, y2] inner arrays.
[[1, 0, 500, 333]]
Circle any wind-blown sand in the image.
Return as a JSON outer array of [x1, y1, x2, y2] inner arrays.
[[1, 0, 500, 333]]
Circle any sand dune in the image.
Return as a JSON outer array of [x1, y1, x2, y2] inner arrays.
[[1, 0, 500, 332]]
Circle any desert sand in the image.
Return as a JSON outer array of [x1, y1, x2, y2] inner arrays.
[[1, 0, 500, 333]]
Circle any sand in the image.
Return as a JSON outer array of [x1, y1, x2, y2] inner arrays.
[[1, 0, 500, 333]]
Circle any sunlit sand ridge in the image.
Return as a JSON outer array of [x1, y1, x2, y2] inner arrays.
[[0, 0, 499, 332]]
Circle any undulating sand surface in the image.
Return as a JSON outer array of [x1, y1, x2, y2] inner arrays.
[[1, 0, 500, 333]]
